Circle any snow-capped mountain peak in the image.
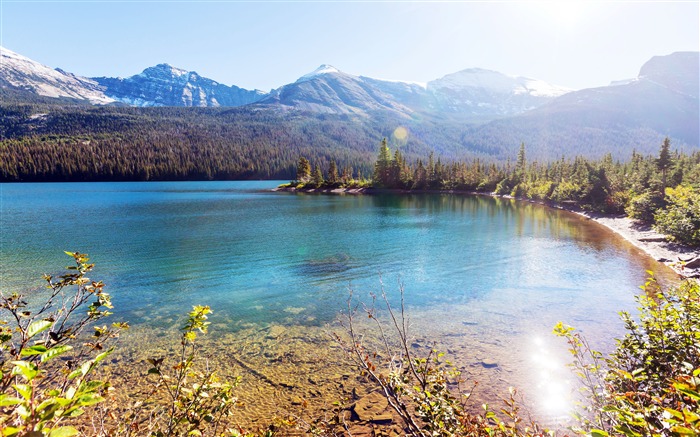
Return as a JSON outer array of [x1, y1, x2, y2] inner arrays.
[[139, 63, 190, 80], [428, 68, 570, 97], [516, 77, 572, 97], [297, 64, 342, 82], [0, 46, 114, 104]]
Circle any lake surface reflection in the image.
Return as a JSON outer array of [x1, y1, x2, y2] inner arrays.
[[0, 181, 674, 425]]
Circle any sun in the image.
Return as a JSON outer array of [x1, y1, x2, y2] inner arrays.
[[538, 0, 586, 30]]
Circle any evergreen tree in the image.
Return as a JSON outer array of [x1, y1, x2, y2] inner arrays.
[[516, 142, 526, 181], [312, 164, 324, 187], [297, 157, 311, 183], [657, 137, 673, 194], [328, 160, 339, 184], [373, 138, 392, 187]]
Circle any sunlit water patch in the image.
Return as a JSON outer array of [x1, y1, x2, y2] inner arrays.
[[0, 181, 675, 428]]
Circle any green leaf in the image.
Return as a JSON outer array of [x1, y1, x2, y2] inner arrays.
[[2, 426, 22, 437], [591, 430, 609, 437], [74, 394, 104, 407], [48, 427, 79, 437], [671, 426, 698, 435], [20, 345, 48, 356], [40, 345, 73, 363], [68, 360, 93, 380], [26, 320, 53, 339], [93, 347, 113, 364], [676, 387, 700, 401], [13, 383, 32, 401], [36, 398, 61, 421], [11, 361, 38, 381], [0, 394, 23, 407]]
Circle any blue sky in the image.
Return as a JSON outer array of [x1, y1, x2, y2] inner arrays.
[[1, 1, 698, 91]]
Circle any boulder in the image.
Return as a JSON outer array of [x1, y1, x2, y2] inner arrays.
[[683, 257, 700, 269]]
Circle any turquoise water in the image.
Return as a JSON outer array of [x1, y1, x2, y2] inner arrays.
[[0, 181, 672, 419], [0, 181, 666, 328]]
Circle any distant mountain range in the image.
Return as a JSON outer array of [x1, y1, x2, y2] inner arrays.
[[0, 46, 698, 177], [0, 46, 571, 118], [465, 51, 699, 157]]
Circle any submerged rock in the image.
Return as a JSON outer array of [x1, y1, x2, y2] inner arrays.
[[266, 325, 287, 339], [352, 391, 392, 423], [479, 359, 498, 368]]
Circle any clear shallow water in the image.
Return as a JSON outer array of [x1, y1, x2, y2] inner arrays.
[[0, 181, 673, 421]]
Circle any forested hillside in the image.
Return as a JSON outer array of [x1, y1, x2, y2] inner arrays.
[[1, 98, 694, 182]]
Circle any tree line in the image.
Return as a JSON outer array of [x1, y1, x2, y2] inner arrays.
[[293, 137, 700, 245]]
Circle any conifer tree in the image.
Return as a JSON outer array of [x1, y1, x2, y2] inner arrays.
[[657, 137, 673, 194], [297, 157, 311, 183], [373, 138, 392, 187], [516, 142, 526, 181], [312, 164, 324, 187], [328, 160, 339, 184]]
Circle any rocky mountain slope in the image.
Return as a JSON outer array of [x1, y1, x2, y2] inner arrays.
[[93, 64, 266, 107], [0, 47, 114, 104]]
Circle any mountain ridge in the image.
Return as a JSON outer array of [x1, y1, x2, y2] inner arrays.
[[0, 46, 573, 117]]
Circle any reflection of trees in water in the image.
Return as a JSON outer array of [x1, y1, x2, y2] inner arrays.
[[369, 192, 667, 280]]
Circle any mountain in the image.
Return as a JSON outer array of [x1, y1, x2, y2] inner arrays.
[[0, 47, 571, 118], [465, 51, 699, 159], [0, 46, 265, 108], [92, 64, 266, 107], [0, 47, 697, 181], [426, 68, 571, 116], [255, 65, 418, 116], [255, 64, 570, 119], [0, 47, 114, 104]]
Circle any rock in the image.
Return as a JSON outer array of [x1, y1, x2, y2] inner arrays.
[[291, 396, 304, 406], [683, 257, 700, 269], [369, 414, 393, 423], [345, 424, 373, 436], [279, 380, 296, 389], [639, 236, 666, 242], [679, 254, 696, 262], [266, 325, 286, 339], [352, 391, 389, 422], [479, 359, 498, 368]]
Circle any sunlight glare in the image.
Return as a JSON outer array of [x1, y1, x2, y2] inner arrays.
[[529, 335, 573, 418], [537, 0, 587, 30]]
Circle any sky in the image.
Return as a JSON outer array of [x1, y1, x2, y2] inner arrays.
[[1, 1, 698, 92]]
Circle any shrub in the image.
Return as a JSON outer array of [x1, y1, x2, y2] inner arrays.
[[334, 281, 550, 437], [0, 252, 252, 437], [494, 179, 512, 196], [626, 190, 666, 223], [654, 185, 700, 246], [550, 181, 582, 203], [554, 274, 700, 436]]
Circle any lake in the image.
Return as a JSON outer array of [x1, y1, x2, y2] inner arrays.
[[0, 181, 673, 426]]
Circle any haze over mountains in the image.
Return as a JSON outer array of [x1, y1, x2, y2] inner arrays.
[[0, 45, 698, 181]]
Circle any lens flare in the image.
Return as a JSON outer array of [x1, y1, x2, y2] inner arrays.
[[393, 126, 408, 144]]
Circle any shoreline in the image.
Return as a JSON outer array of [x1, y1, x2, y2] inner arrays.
[[275, 185, 700, 278]]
